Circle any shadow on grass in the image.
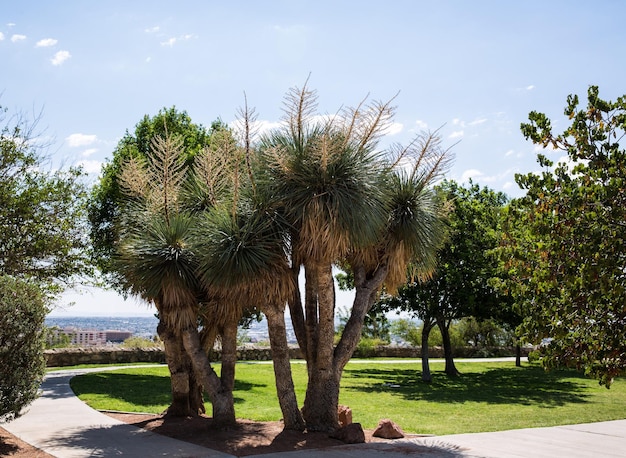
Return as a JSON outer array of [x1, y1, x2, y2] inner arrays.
[[343, 365, 590, 407], [71, 372, 266, 409]]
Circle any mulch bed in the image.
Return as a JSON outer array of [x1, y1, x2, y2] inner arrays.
[[105, 412, 390, 456]]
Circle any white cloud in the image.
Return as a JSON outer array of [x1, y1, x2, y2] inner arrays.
[[502, 181, 514, 190], [468, 117, 487, 126], [230, 118, 284, 139], [81, 148, 98, 157], [0, 32, 4, 41], [505, 149, 515, 157], [145, 26, 160, 33], [36, 38, 58, 47], [415, 120, 428, 130], [11, 34, 26, 43], [387, 122, 403, 136], [145, 56, 152, 63], [77, 159, 103, 174], [449, 130, 464, 139], [460, 169, 483, 182], [161, 37, 177, 47], [160, 34, 194, 47], [526, 85, 535, 91], [51, 50, 71, 66], [7, 23, 16, 27], [66, 133, 97, 147]]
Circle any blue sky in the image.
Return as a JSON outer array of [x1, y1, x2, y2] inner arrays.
[[3, 1, 625, 316]]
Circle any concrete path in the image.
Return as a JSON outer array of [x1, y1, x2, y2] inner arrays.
[[2, 366, 626, 457], [3, 368, 230, 457]]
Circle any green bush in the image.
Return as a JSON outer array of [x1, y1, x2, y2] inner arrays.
[[121, 336, 163, 349], [0, 276, 47, 422], [353, 337, 387, 357]]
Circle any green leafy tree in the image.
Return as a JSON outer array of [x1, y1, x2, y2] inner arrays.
[[0, 276, 47, 422], [382, 180, 509, 377], [504, 85, 626, 386], [0, 103, 92, 421], [0, 105, 92, 296]]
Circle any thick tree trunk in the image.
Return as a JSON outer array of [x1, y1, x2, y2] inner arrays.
[[302, 362, 341, 432], [301, 262, 340, 431], [421, 322, 434, 383], [437, 316, 460, 377], [301, 262, 388, 432], [181, 325, 236, 426], [515, 343, 522, 367], [157, 320, 196, 416], [265, 305, 305, 431]]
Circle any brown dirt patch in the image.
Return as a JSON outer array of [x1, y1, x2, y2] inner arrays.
[[0, 427, 53, 458], [105, 412, 391, 456]]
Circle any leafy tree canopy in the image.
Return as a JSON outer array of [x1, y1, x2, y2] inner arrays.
[[504, 86, 626, 386], [0, 104, 92, 296], [381, 179, 509, 323]]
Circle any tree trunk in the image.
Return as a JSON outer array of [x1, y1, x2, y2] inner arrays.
[[515, 343, 522, 367], [301, 262, 388, 432], [288, 263, 308, 356], [265, 305, 305, 431], [301, 262, 340, 431], [421, 322, 434, 383], [437, 316, 460, 377], [157, 319, 196, 416], [302, 364, 341, 432], [181, 325, 236, 426]]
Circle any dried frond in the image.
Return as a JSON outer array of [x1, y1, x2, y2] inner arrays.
[[144, 134, 188, 218], [199, 295, 244, 330], [389, 128, 455, 185], [281, 77, 319, 146], [191, 145, 233, 207], [339, 94, 398, 154], [119, 155, 150, 199], [236, 92, 259, 194]]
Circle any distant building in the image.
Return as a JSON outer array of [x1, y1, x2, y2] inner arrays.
[[57, 327, 133, 346]]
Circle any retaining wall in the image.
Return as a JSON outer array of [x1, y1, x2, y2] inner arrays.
[[44, 345, 529, 367]]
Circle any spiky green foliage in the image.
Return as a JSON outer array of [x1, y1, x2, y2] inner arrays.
[[194, 207, 293, 305], [116, 214, 199, 307]]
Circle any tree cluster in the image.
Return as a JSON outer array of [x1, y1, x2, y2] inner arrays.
[[89, 83, 452, 431]]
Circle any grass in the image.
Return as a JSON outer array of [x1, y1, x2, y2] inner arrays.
[[70, 360, 626, 435]]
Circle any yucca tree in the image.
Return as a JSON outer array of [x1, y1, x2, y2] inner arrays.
[[258, 83, 451, 431], [191, 99, 306, 430], [115, 132, 239, 425]]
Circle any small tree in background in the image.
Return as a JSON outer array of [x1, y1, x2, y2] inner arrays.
[[0, 276, 47, 422]]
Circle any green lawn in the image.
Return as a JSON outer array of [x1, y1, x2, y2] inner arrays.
[[70, 360, 626, 435]]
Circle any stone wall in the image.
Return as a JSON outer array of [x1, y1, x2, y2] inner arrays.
[[45, 345, 528, 367]]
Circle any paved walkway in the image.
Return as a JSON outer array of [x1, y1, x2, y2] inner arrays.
[[2, 366, 626, 457]]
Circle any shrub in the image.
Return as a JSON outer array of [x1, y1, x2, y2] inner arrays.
[[121, 336, 163, 349], [0, 276, 47, 422]]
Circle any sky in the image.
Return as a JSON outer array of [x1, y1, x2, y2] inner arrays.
[[2, 1, 625, 316]]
